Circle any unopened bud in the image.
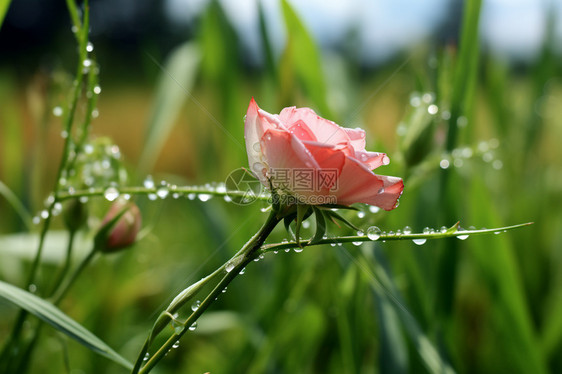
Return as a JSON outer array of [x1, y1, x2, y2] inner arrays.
[[63, 199, 88, 233], [96, 200, 141, 253]]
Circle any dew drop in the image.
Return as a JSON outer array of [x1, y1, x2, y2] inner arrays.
[[79, 196, 88, 203], [104, 187, 119, 201], [412, 238, 427, 245], [198, 194, 212, 202], [357, 230, 364, 236], [367, 226, 381, 240], [188, 193, 196, 200], [93, 85, 101, 95], [302, 221, 310, 229], [423, 227, 431, 234], [143, 176, 155, 189], [83, 59, 92, 68], [32, 216, 40, 225], [239, 267, 246, 274], [369, 206, 380, 213], [439, 159, 450, 169], [456, 228, 469, 240], [40, 210, 49, 219], [428, 104, 439, 115], [28, 284, 37, 293], [143, 353, 150, 361], [357, 211, 366, 219], [52, 202, 62, 216], [86, 42, 94, 52], [294, 247, 304, 253], [492, 160, 503, 170], [61, 130, 69, 139], [188, 322, 197, 331], [382, 155, 390, 165], [53, 106, 63, 117], [156, 187, 169, 199], [440, 226, 447, 233], [172, 341, 180, 349], [191, 300, 200, 312], [403, 226, 412, 235], [352, 241, 362, 246]]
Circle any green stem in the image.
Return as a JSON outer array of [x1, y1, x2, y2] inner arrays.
[[52, 246, 98, 305], [259, 222, 533, 254], [134, 210, 282, 374], [49, 230, 77, 296]]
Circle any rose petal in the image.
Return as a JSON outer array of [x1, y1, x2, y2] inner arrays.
[[353, 150, 390, 170], [244, 98, 276, 182], [302, 141, 346, 190], [344, 127, 367, 151], [334, 156, 403, 210], [278, 106, 350, 147]]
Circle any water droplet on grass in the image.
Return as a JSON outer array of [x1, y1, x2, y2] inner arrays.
[[53, 106, 63, 117], [456, 227, 469, 240], [156, 187, 169, 199], [294, 247, 303, 253], [93, 85, 101, 95], [412, 238, 427, 245], [440, 159, 450, 169], [172, 341, 180, 349], [188, 322, 197, 331], [143, 176, 154, 189], [86, 42, 94, 52], [198, 194, 212, 202], [104, 187, 119, 201], [403, 226, 412, 234], [369, 206, 380, 213], [367, 226, 381, 240], [191, 300, 200, 311]]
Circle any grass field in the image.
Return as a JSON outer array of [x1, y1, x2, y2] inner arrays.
[[1, 0, 561, 373]]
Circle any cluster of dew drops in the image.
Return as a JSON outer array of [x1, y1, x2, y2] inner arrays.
[[398, 92, 504, 171], [52, 38, 101, 133]]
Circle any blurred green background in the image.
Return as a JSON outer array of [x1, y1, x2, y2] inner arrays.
[[1, 0, 562, 373]]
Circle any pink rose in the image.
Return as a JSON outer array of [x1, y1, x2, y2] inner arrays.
[[244, 98, 404, 210]]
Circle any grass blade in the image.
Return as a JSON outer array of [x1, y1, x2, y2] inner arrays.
[[138, 42, 200, 174], [0, 280, 133, 370]]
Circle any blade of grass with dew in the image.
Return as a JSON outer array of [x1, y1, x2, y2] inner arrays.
[[138, 42, 200, 175], [280, 0, 331, 118], [467, 178, 547, 373], [353, 245, 455, 374], [436, 0, 482, 322], [0, 280, 133, 370]]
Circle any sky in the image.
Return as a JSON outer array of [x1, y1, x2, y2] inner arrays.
[[165, 0, 562, 64]]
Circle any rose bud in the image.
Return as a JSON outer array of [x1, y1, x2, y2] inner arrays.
[[95, 200, 142, 253]]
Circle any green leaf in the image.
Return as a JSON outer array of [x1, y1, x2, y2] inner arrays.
[[0, 180, 32, 230], [0, 280, 133, 370], [0, 0, 12, 30], [360, 247, 455, 374], [280, 0, 331, 117], [324, 209, 361, 231], [309, 207, 327, 245], [138, 42, 200, 174], [295, 204, 311, 247]]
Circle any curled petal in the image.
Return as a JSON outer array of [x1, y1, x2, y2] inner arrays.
[[333, 157, 403, 210]]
